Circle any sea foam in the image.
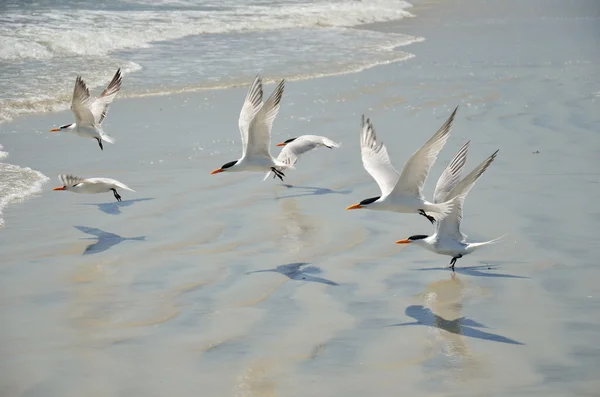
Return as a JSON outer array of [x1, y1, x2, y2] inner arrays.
[[0, 146, 50, 228]]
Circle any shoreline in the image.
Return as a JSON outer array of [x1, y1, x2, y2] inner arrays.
[[2, 0, 600, 395], [0, 2, 421, 126]]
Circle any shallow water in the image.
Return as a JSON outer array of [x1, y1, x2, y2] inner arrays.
[[1, 0, 600, 395], [0, 0, 417, 124]]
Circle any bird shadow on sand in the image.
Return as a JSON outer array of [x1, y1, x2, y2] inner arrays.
[[413, 263, 528, 279], [247, 262, 339, 286], [74, 225, 146, 255], [387, 305, 524, 345], [79, 198, 155, 215], [274, 185, 352, 200]]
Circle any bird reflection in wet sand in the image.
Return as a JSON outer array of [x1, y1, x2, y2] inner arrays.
[[74, 225, 146, 255], [415, 263, 528, 279], [392, 305, 523, 345], [388, 274, 522, 384], [275, 185, 352, 200], [248, 262, 339, 286], [79, 197, 155, 215], [391, 275, 523, 346], [277, 198, 315, 254]]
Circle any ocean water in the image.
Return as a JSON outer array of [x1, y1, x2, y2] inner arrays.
[[0, 0, 419, 124], [0, 145, 49, 227], [0, 0, 420, 227]]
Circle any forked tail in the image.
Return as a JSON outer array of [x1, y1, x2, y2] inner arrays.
[[100, 130, 115, 144], [323, 138, 341, 149], [114, 180, 135, 192], [469, 233, 507, 249], [263, 169, 277, 181]]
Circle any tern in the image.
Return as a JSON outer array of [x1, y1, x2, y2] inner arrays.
[[395, 142, 504, 270], [50, 68, 122, 150], [346, 107, 459, 224], [210, 75, 292, 181], [53, 174, 134, 202], [264, 135, 341, 180]]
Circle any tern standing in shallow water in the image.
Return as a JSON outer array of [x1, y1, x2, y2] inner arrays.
[[346, 107, 459, 223], [395, 142, 504, 270], [50, 69, 122, 150], [265, 135, 341, 180], [53, 174, 134, 202], [210, 75, 293, 181]]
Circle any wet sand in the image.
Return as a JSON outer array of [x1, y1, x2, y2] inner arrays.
[[1, 0, 600, 395]]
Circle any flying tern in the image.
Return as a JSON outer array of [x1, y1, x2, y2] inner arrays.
[[265, 135, 341, 180], [395, 142, 504, 270], [50, 69, 122, 151], [210, 75, 292, 181], [346, 107, 459, 223], [53, 174, 134, 202]]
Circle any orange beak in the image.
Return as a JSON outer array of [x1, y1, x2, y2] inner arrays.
[[210, 168, 224, 175], [49, 128, 60, 132], [276, 142, 286, 147], [345, 203, 363, 210], [53, 187, 65, 191], [395, 239, 411, 245]]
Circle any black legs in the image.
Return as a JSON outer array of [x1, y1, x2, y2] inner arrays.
[[449, 255, 463, 271], [419, 209, 436, 224], [271, 167, 285, 182], [111, 188, 122, 202]]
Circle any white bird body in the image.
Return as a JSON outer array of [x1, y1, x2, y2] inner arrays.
[[414, 235, 472, 257], [50, 69, 122, 150], [264, 134, 341, 180], [346, 107, 459, 223], [53, 174, 134, 201], [282, 135, 341, 149], [211, 75, 293, 180], [396, 141, 504, 269]]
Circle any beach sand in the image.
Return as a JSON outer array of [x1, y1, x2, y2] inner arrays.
[[1, 0, 600, 395]]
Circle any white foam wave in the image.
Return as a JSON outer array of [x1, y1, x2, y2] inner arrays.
[[0, 61, 142, 124], [0, 157, 50, 228], [0, 0, 413, 61]]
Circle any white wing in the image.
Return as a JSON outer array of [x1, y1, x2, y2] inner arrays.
[[238, 75, 264, 157], [433, 141, 470, 204], [360, 115, 400, 197], [276, 139, 322, 165], [246, 79, 285, 158], [437, 196, 468, 242], [391, 106, 458, 198], [294, 135, 341, 149], [59, 174, 85, 188], [446, 149, 499, 202], [70, 76, 96, 127], [87, 177, 135, 192], [90, 68, 122, 125], [436, 149, 499, 241]]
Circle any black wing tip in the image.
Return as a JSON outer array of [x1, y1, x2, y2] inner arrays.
[[74, 75, 90, 94], [267, 79, 285, 107], [246, 75, 264, 104], [107, 68, 123, 90], [275, 79, 285, 95], [252, 74, 263, 86], [448, 142, 470, 172]]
